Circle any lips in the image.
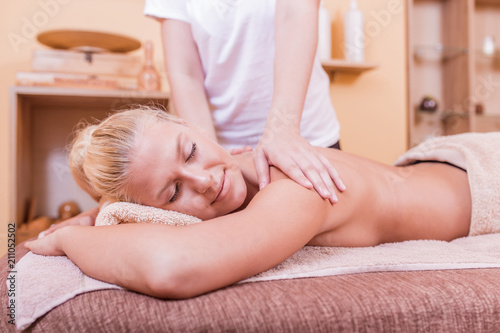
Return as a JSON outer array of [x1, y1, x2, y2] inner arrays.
[[211, 170, 226, 204]]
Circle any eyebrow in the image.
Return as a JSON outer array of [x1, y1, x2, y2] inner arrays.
[[155, 133, 182, 202]]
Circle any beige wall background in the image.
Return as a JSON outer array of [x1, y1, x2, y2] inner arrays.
[[0, 0, 407, 256], [326, 0, 407, 162]]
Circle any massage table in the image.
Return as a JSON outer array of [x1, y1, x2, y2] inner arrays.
[[3, 133, 500, 332], [2, 238, 500, 332]]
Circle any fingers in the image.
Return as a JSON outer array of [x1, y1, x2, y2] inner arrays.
[[270, 148, 345, 204], [25, 233, 64, 256], [25, 240, 41, 254], [317, 153, 346, 192], [38, 225, 55, 239], [229, 147, 243, 155], [258, 145, 315, 190], [241, 146, 254, 153], [24, 239, 39, 251], [38, 215, 95, 239], [24, 240, 33, 250], [25, 238, 52, 255], [278, 155, 316, 190], [229, 146, 254, 156], [38, 221, 66, 238], [253, 147, 272, 190], [291, 151, 337, 204], [255, 133, 346, 204]]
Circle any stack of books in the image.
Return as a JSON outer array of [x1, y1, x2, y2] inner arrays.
[[17, 49, 143, 90]]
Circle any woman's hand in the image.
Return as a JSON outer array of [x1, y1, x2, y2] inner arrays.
[[259, 0, 344, 204], [25, 229, 66, 256], [228, 146, 253, 155], [38, 207, 98, 239], [254, 127, 345, 204]]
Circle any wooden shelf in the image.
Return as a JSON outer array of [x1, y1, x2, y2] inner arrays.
[[321, 59, 377, 78], [476, 0, 500, 6], [12, 85, 170, 98], [414, 44, 468, 62], [415, 0, 500, 4], [408, 0, 500, 148], [475, 49, 500, 60], [9, 86, 170, 224], [12, 86, 170, 106]]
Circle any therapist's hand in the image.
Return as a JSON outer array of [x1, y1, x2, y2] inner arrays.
[[228, 146, 253, 155], [254, 128, 346, 204]]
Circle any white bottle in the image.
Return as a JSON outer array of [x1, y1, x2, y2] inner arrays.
[[344, 0, 364, 62], [317, 0, 331, 61], [483, 36, 495, 56]]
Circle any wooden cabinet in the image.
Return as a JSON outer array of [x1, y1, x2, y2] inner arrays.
[[9, 86, 169, 224], [407, 0, 500, 147]]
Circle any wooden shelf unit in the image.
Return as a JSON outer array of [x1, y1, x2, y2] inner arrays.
[[321, 59, 377, 79], [407, 0, 500, 147], [9, 86, 170, 224]]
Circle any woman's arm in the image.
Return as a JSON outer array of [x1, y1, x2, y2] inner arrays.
[[160, 19, 217, 141], [254, 0, 345, 203], [26, 179, 329, 299], [39, 197, 112, 237], [37, 206, 99, 238]]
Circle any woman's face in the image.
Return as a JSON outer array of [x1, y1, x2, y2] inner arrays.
[[126, 120, 248, 220]]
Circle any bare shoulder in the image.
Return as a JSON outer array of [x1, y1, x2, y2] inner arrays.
[[244, 167, 331, 232], [269, 166, 290, 182], [250, 171, 325, 211]]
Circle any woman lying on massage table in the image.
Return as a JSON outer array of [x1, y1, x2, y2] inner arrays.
[[26, 108, 474, 299]]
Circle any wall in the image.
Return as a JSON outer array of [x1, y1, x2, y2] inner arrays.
[[0, 0, 408, 256], [0, 0, 164, 256], [326, 0, 408, 163]]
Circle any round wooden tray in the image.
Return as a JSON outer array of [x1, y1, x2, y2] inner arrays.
[[37, 29, 141, 53]]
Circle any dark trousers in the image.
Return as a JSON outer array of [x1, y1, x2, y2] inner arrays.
[[328, 141, 341, 150]]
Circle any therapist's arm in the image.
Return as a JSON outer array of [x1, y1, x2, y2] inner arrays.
[[254, 0, 345, 204], [160, 19, 217, 141]]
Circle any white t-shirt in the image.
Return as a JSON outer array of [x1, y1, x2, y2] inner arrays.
[[144, 0, 340, 149]]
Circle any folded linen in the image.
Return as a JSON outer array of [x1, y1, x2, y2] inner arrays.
[[394, 132, 500, 236], [13, 253, 121, 330], [96, 202, 201, 226]]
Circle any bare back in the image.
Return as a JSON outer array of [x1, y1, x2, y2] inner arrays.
[[269, 148, 472, 247]]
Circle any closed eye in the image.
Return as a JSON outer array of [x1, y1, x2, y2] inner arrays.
[[169, 183, 180, 203], [169, 143, 196, 204], [186, 143, 197, 162]]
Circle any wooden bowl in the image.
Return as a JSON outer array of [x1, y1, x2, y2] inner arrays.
[[37, 29, 141, 53]]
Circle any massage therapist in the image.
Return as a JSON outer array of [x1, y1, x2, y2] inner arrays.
[[144, 0, 346, 203]]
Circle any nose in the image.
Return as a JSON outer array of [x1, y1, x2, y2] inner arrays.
[[180, 167, 213, 194]]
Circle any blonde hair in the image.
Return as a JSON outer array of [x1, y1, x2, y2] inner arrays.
[[69, 106, 182, 203]]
